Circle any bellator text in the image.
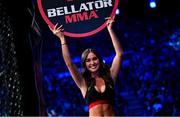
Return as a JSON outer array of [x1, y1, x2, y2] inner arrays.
[[47, 0, 113, 23]]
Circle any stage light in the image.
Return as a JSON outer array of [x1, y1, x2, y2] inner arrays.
[[115, 8, 120, 15], [149, 0, 156, 8]]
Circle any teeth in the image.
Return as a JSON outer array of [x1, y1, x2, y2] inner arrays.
[[91, 67, 96, 69]]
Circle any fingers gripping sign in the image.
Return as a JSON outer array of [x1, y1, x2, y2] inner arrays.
[[49, 23, 65, 40], [105, 16, 115, 30]]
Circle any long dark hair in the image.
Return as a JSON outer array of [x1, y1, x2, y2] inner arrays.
[[81, 48, 114, 86]]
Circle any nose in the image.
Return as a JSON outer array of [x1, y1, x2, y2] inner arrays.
[[90, 60, 95, 65]]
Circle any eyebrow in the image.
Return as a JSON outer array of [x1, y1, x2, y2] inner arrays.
[[86, 56, 97, 60]]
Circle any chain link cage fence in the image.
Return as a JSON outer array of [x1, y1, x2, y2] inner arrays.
[[0, 1, 23, 116]]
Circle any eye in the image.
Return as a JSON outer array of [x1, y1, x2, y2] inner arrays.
[[86, 58, 90, 62], [92, 57, 98, 61]]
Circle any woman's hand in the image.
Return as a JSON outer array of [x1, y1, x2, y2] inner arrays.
[[49, 23, 65, 40], [105, 16, 115, 31]]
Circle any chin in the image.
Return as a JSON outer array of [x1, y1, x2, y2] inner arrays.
[[90, 69, 99, 74], [90, 71, 98, 73]]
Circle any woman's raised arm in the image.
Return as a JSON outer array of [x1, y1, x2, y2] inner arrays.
[[49, 24, 86, 89], [106, 17, 123, 83]]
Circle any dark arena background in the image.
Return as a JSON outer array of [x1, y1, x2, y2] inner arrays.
[[0, 0, 180, 116]]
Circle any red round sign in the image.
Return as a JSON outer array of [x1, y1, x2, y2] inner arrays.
[[37, 0, 119, 37]]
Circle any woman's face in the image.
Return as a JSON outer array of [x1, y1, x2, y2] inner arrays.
[[85, 52, 100, 74]]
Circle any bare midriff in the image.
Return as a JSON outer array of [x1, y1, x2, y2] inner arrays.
[[89, 103, 115, 116]]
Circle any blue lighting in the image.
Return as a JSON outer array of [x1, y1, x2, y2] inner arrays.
[[84, 106, 88, 112], [116, 9, 120, 15], [153, 103, 162, 112], [123, 60, 130, 67], [169, 29, 180, 51], [170, 60, 176, 66], [57, 72, 71, 79], [149, 0, 156, 8], [64, 102, 71, 109]]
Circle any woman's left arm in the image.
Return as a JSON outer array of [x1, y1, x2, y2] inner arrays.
[[106, 16, 123, 83]]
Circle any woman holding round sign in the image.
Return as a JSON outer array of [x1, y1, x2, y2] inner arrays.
[[49, 16, 123, 116]]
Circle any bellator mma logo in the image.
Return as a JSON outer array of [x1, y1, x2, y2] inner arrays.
[[37, 0, 119, 37]]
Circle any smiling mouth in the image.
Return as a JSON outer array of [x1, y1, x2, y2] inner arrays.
[[90, 66, 97, 69]]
